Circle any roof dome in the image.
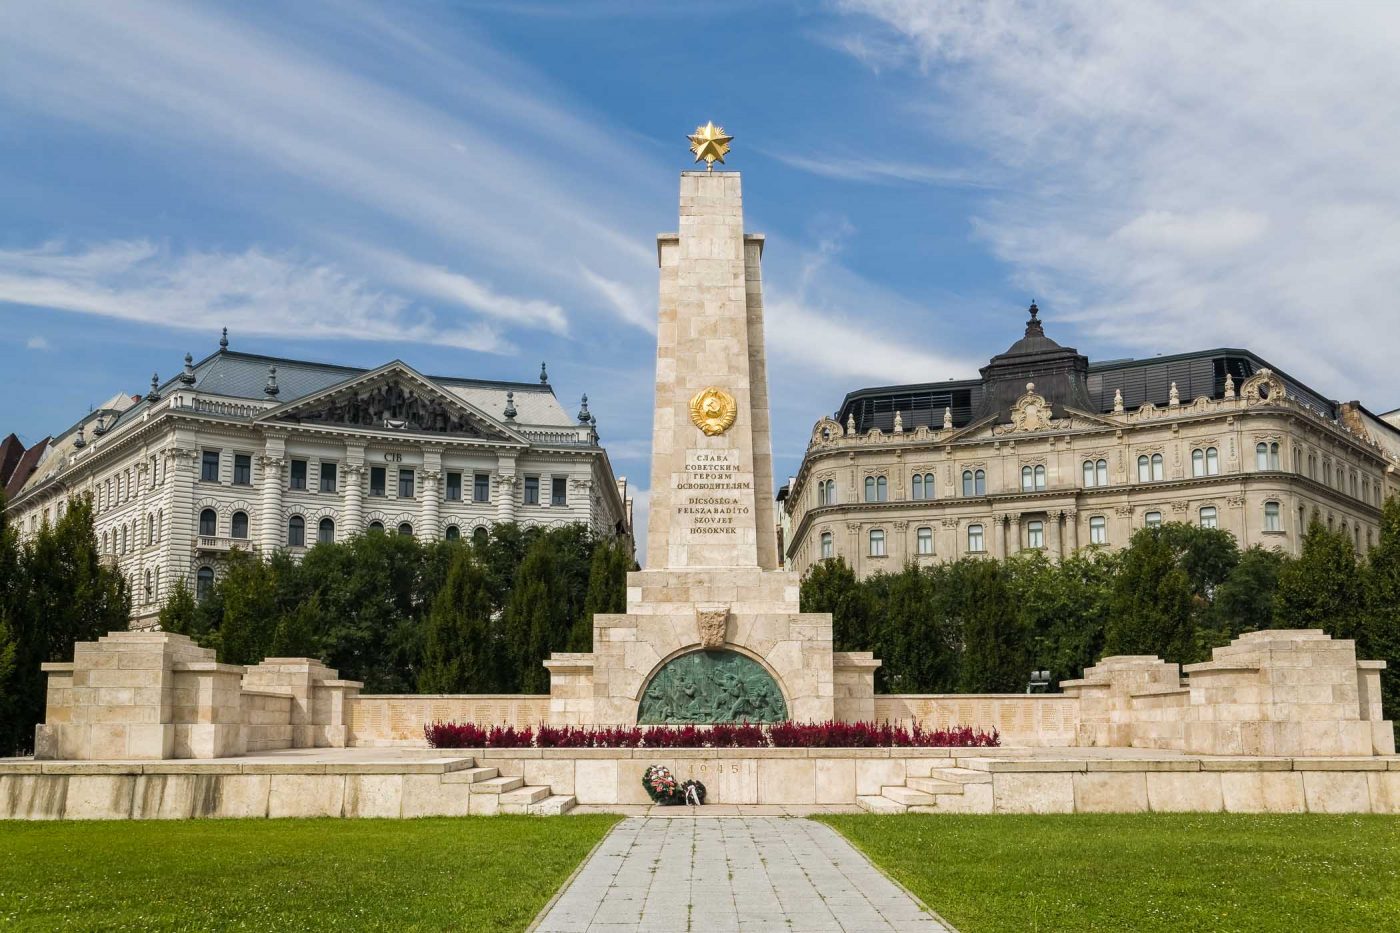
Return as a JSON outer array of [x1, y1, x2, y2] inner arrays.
[[1000, 301, 1064, 357]]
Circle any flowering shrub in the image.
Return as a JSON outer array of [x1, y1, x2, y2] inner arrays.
[[425, 720, 999, 749]]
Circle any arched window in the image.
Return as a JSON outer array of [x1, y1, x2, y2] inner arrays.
[[231, 511, 249, 539], [1022, 465, 1035, 491], [1145, 511, 1162, 528], [144, 569, 152, 604], [318, 517, 335, 544], [1263, 501, 1281, 532], [1152, 453, 1164, 481], [1199, 506, 1218, 529], [445, 525, 461, 541], [101, 531, 109, 553], [913, 474, 925, 500], [120, 526, 128, 553], [868, 529, 886, 557], [1205, 447, 1219, 476], [876, 476, 887, 502], [1269, 443, 1279, 470], [974, 469, 986, 495], [288, 516, 305, 547], [1083, 460, 1095, 487], [1034, 465, 1046, 489], [865, 476, 876, 502], [147, 514, 155, 546], [196, 566, 215, 601], [1351, 473, 1358, 498], [1026, 519, 1044, 549], [156, 509, 163, 543], [916, 526, 933, 555], [368, 520, 385, 532], [826, 480, 838, 505], [820, 531, 834, 559], [1096, 460, 1108, 487], [962, 470, 974, 497], [1192, 448, 1205, 477], [1138, 455, 1150, 483], [967, 523, 985, 553], [199, 509, 217, 537], [397, 522, 414, 537], [1256, 442, 1269, 471], [1089, 515, 1107, 545], [472, 526, 489, 545]]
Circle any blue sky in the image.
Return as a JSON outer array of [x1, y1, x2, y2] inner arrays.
[[4, 0, 1399, 543]]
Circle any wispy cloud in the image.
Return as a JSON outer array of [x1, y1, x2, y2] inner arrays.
[[0, 240, 511, 352], [25, 335, 50, 350], [836, 0, 1400, 402], [765, 150, 991, 188]]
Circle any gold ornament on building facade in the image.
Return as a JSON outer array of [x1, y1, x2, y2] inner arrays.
[[689, 386, 738, 436], [688, 121, 733, 171]]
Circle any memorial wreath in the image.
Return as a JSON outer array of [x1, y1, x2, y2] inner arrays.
[[642, 765, 706, 806]]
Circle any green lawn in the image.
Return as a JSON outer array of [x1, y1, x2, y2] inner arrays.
[[817, 813, 1400, 933], [0, 815, 619, 932]]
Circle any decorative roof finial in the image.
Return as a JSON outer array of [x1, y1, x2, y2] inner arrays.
[[264, 365, 279, 397], [943, 406, 954, 431], [1168, 381, 1180, 406], [577, 393, 591, 424], [687, 121, 733, 172], [179, 352, 197, 385], [1024, 300, 1044, 338], [146, 373, 162, 402], [539, 361, 549, 384], [93, 413, 108, 437], [504, 391, 517, 421], [845, 413, 856, 436], [219, 327, 229, 350], [1113, 388, 1124, 414], [74, 424, 86, 449], [893, 410, 903, 434], [1224, 373, 1236, 400]]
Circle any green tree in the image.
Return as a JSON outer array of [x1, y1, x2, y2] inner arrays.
[[576, 535, 632, 651], [1105, 525, 1198, 662], [950, 558, 1026, 693], [157, 580, 198, 636], [1363, 496, 1400, 716], [1213, 546, 1288, 638], [1274, 518, 1363, 638], [1010, 548, 1117, 686], [419, 548, 500, 693], [800, 557, 877, 653], [500, 535, 570, 693], [211, 549, 281, 665]]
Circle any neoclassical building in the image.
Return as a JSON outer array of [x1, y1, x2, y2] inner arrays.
[[4, 332, 632, 628], [784, 304, 1400, 577]]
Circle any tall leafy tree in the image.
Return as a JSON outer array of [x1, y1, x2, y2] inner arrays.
[[1213, 546, 1288, 638], [576, 535, 632, 651], [1010, 549, 1117, 687], [501, 534, 570, 693], [1274, 518, 1363, 638], [799, 556, 876, 653], [419, 547, 500, 693], [950, 558, 1026, 692], [1363, 496, 1400, 716], [1105, 525, 1198, 662]]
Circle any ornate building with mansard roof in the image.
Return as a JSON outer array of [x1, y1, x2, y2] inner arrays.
[[783, 303, 1400, 578], [4, 330, 632, 628]]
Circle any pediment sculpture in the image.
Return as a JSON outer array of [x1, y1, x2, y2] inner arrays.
[[1008, 382, 1055, 433], [290, 378, 483, 435]]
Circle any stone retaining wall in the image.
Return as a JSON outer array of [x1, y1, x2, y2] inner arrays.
[[874, 695, 1079, 746]]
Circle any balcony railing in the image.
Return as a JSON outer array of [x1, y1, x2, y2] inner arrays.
[[194, 535, 256, 554]]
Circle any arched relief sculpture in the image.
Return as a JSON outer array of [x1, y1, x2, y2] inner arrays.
[[637, 650, 788, 724]]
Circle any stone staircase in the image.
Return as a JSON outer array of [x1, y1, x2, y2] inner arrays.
[[442, 761, 577, 815], [857, 765, 994, 814]]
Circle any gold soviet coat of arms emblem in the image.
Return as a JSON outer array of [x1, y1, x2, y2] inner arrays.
[[689, 387, 737, 436]]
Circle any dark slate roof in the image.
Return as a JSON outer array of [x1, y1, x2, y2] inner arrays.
[[834, 308, 1340, 435], [4, 437, 50, 500], [0, 434, 25, 489]]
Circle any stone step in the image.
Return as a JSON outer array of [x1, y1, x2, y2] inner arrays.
[[529, 794, 577, 816], [471, 775, 524, 795], [930, 767, 994, 785], [498, 785, 551, 813], [857, 794, 907, 815], [880, 785, 937, 807], [907, 777, 965, 796], [442, 767, 498, 785]]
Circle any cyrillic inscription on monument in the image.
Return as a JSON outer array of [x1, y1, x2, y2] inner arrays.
[[676, 449, 751, 536]]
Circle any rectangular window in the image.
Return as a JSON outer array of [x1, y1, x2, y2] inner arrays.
[[398, 469, 415, 498], [1199, 507, 1218, 530], [1264, 502, 1281, 532], [820, 532, 834, 559], [524, 475, 540, 505], [968, 524, 985, 553], [551, 477, 568, 507], [1027, 520, 1044, 549], [319, 462, 337, 493], [370, 466, 386, 497], [201, 451, 220, 483], [290, 459, 307, 490], [1090, 516, 1107, 545], [445, 472, 462, 502], [1145, 511, 1162, 528], [473, 472, 490, 503], [233, 454, 252, 486], [916, 527, 933, 555]]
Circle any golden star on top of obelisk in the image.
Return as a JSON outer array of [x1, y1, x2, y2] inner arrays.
[[688, 121, 733, 171]]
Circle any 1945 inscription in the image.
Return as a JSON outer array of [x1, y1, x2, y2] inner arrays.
[[676, 449, 750, 535]]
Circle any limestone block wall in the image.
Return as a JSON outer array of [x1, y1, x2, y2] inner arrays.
[[874, 695, 1081, 747], [35, 631, 363, 760], [832, 652, 880, 723], [347, 695, 552, 745]]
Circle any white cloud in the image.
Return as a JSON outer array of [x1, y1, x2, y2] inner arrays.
[[765, 150, 991, 188], [837, 0, 1400, 404], [0, 240, 511, 352], [577, 266, 657, 334], [26, 335, 50, 350]]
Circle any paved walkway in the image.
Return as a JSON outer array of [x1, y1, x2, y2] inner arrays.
[[531, 817, 952, 932]]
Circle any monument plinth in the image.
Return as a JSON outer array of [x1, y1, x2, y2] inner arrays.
[[546, 168, 874, 725]]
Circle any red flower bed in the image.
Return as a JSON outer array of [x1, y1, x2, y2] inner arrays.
[[424, 720, 999, 749]]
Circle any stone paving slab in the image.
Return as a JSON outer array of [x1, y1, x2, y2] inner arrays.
[[531, 817, 951, 932]]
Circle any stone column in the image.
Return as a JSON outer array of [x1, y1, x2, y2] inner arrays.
[[343, 465, 365, 533], [165, 439, 198, 593], [1008, 514, 1022, 555], [994, 516, 1006, 559], [1065, 509, 1080, 552], [257, 442, 285, 554], [496, 453, 518, 523], [419, 469, 441, 541], [1048, 510, 1063, 560]]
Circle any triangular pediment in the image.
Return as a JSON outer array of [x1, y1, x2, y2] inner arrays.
[[257, 361, 526, 443]]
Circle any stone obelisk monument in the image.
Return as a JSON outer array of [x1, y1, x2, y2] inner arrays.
[[545, 125, 877, 726]]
